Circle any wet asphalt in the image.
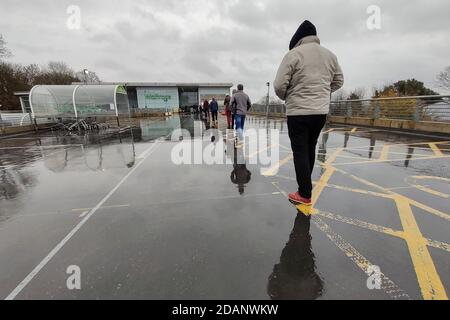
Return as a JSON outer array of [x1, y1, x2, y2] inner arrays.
[[0, 114, 449, 300]]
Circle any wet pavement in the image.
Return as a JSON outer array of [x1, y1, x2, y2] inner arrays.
[[0, 114, 449, 300]]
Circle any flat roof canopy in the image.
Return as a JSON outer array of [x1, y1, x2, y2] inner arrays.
[[29, 85, 130, 118]]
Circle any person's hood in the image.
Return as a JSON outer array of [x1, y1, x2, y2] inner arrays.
[[293, 35, 320, 49], [289, 20, 317, 50]]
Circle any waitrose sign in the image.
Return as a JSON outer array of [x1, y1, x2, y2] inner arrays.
[[137, 87, 179, 109]]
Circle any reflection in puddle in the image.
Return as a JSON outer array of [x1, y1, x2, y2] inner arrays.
[[268, 214, 323, 300]]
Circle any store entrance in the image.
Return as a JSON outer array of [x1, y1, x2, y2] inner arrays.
[[178, 87, 199, 113]]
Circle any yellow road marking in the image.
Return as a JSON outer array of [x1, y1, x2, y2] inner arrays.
[[379, 145, 390, 161], [412, 185, 449, 199], [304, 148, 343, 214], [407, 176, 450, 199], [316, 209, 450, 253], [333, 155, 450, 166], [72, 204, 130, 212], [429, 143, 444, 157], [394, 196, 448, 300], [330, 165, 448, 299], [351, 127, 358, 133], [262, 154, 293, 177]]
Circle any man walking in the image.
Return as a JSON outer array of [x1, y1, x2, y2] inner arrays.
[[274, 20, 344, 206], [230, 84, 252, 141], [210, 97, 219, 127]]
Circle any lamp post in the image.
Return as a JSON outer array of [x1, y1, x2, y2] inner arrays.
[[265, 82, 270, 122], [83, 69, 89, 84]]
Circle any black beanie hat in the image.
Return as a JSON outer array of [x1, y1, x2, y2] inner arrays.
[[289, 20, 317, 50]]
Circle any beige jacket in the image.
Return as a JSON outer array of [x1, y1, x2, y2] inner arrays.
[[274, 36, 344, 116]]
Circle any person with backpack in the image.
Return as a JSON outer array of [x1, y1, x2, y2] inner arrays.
[[274, 20, 344, 207]]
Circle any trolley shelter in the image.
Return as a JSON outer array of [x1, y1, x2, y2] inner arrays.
[[29, 85, 130, 119]]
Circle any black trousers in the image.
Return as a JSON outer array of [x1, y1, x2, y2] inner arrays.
[[287, 115, 327, 199]]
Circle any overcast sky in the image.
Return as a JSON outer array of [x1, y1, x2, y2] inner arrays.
[[1, 0, 449, 99]]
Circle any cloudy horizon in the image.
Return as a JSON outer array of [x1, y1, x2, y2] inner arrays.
[[1, 0, 449, 100]]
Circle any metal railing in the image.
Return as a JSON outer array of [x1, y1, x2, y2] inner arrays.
[[329, 95, 450, 122], [251, 95, 450, 123], [0, 112, 54, 128], [250, 103, 286, 116]]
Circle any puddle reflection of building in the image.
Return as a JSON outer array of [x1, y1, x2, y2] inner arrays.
[[268, 214, 323, 300], [42, 133, 136, 172], [0, 148, 39, 201]]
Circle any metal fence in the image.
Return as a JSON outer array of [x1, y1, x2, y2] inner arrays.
[[251, 95, 450, 123], [329, 95, 450, 122], [250, 103, 286, 116], [0, 112, 54, 128]]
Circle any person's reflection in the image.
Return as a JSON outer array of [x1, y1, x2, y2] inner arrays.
[[368, 136, 376, 159], [404, 146, 415, 168], [230, 145, 252, 195], [268, 214, 323, 300], [317, 131, 329, 177], [344, 131, 350, 149]]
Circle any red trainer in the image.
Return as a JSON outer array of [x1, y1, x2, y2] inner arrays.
[[288, 192, 312, 206]]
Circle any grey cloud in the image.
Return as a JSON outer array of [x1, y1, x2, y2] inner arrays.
[[1, 0, 449, 100]]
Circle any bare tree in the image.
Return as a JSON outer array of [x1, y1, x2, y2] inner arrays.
[[0, 34, 12, 60], [436, 66, 450, 91], [331, 89, 348, 101], [348, 87, 366, 100]]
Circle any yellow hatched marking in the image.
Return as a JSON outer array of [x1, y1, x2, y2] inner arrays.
[[379, 145, 390, 161], [429, 143, 444, 157], [262, 154, 293, 177], [394, 196, 448, 300]]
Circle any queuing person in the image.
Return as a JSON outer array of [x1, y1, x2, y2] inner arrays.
[[202, 99, 210, 120], [230, 84, 251, 141], [224, 95, 232, 129], [210, 97, 219, 127], [274, 20, 344, 206]]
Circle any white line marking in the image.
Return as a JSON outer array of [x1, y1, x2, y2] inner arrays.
[[79, 211, 89, 218], [4, 140, 162, 300]]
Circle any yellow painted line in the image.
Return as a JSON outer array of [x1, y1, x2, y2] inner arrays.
[[316, 209, 450, 254], [328, 165, 449, 299], [379, 145, 390, 161], [334, 167, 450, 222], [271, 183, 410, 299], [394, 196, 448, 300], [306, 148, 343, 213], [408, 199, 450, 222], [412, 185, 449, 199], [407, 176, 450, 198], [429, 143, 444, 157], [262, 154, 293, 177], [333, 155, 450, 166], [247, 144, 278, 160], [312, 217, 410, 299], [351, 127, 358, 133], [316, 210, 403, 238], [72, 204, 130, 212]]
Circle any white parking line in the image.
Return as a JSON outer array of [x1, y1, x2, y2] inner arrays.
[[4, 139, 162, 300], [79, 211, 89, 218]]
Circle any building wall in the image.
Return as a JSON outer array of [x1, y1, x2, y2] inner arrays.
[[136, 87, 180, 110], [198, 87, 230, 106]]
